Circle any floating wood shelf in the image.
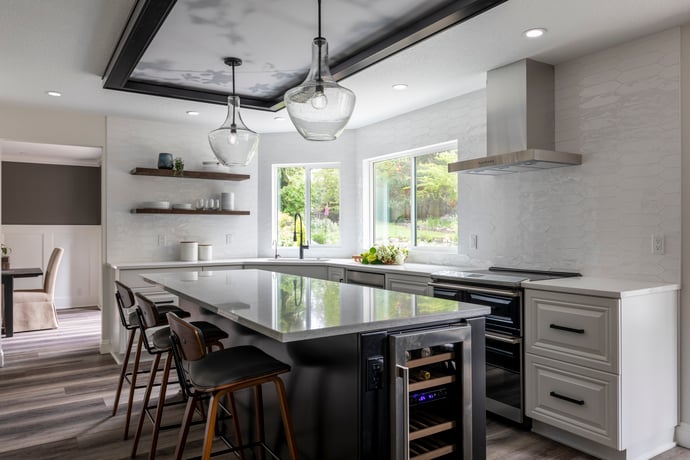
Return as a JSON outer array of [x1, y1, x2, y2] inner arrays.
[[131, 208, 250, 215], [130, 167, 250, 181]]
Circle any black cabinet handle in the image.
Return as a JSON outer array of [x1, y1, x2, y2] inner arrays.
[[549, 323, 585, 334], [549, 391, 585, 405]]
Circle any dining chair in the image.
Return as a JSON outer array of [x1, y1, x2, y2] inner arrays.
[[12, 247, 63, 332]]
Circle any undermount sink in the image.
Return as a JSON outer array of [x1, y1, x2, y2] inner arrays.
[[258, 257, 329, 262]]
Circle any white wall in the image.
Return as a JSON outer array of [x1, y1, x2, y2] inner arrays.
[[2, 225, 101, 307], [678, 23, 690, 448], [105, 116, 258, 262], [256, 130, 357, 258]]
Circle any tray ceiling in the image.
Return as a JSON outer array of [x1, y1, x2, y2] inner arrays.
[[103, 0, 506, 111]]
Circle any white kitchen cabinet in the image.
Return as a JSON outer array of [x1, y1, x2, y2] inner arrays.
[[524, 281, 678, 460], [385, 273, 431, 295]]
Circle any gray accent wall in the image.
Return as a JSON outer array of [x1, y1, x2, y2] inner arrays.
[[2, 161, 101, 225]]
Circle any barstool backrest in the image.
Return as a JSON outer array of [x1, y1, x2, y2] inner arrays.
[[167, 312, 207, 361], [115, 280, 137, 328], [134, 292, 163, 329]]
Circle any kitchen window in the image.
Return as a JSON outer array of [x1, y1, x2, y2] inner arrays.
[[365, 141, 458, 249], [273, 163, 341, 249]]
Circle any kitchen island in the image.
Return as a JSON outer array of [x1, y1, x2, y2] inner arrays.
[[142, 269, 490, 460]]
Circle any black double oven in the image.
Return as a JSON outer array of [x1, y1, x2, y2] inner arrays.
[[429, 267, 580, 424]]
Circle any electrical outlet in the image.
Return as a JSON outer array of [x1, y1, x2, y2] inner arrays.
[[470, 234, 478, 250], [225, 233, 233, 245], [652, 234, 665, 255], [157, 234, 166, 246]]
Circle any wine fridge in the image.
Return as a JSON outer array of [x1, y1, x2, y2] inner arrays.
[[390, 325, 473, 460], [359, 317, 485, 460]]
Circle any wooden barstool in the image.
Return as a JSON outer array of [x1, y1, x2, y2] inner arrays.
[[111, 280, 191, 439], [167, 312, 299, 460], [130, 293, 229, 460]]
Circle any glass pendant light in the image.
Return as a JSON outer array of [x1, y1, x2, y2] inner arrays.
[[284, 0, 355, 141], [208, 57, 259, 166]]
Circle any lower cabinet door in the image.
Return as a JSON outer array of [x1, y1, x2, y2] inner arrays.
[[525, 353, 619, 449]]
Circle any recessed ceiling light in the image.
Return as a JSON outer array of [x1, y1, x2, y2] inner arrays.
[[274, 116, 286, 121], [392, 84, 408, 91], [46, 91, 62, 97], [186, 110, 200, 116], [524, 28, 546, 38]]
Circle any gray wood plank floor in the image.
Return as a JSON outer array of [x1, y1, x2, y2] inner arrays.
[[0, 307, 688, 459]]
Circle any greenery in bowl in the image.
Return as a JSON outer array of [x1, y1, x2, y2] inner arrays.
[[359, 244, 408, 265]]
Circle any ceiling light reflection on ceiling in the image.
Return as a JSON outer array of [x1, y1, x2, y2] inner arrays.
[[284, 0, 356, 141], [392, 84, 408, 91], [46, 91, 62, 97], [186, 110, 200, 116], [208, 57, 259, 166], [524, 28, 546, 38]]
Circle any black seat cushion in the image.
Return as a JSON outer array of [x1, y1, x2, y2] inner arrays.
[[193, 321, 229, 344], [157, 305, 191, 320], [149, 321, 228, 352], [188, 346, 290, 391]]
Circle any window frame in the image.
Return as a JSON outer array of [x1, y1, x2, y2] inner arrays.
[[272, 162, 343, 253], [363, 140, 458, 252]]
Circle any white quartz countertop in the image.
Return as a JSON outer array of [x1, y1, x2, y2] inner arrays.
[[522, 276, 680, 298], [141, 269, 490, 342], [109, 258, 474, 277]]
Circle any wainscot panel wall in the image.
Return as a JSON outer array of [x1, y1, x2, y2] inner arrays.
[[2, 225, 101, 308]]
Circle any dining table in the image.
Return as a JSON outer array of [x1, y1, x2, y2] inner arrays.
[[2, 267, 43, 337]]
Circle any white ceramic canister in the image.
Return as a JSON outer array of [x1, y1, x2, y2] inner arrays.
[[180, 241, 198, 261], [198, 243, 213, 261], [221, 192, 235, 211]]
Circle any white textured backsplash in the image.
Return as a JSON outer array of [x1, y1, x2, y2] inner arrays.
[[105, 116, 258, 263], [358, 28, 681, 283]]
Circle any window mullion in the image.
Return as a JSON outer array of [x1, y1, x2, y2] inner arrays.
[[411, 157, 417, 247], [304, 167, 311, 244]]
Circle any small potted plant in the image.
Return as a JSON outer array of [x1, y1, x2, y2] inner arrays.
[[1, 244, 11, 270], [173, 157, 185, 177]]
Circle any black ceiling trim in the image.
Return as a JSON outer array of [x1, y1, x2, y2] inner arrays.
[[103, 0, 178, 92], [125, 79, 281, 110], [331, 0, 508, 81], [102, 0, 506, 112]]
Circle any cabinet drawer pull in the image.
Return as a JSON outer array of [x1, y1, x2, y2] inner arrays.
[[549, 324, 585, 334], [549, 391, 585, 406]]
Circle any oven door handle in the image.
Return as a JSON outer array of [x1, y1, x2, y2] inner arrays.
[[428, 281, 521, 298], [485, 332, 521, 345]]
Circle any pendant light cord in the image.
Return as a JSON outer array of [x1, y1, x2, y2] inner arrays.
[[231, 62, 236, 126], [317, 0, 322, 83]]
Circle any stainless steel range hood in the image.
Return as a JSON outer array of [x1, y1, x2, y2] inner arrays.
[[448, 59, 582, 175]]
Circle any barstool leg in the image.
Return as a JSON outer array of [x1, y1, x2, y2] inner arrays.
[[124, 333, 143, 440], [131, 352, 161, 458], [113, 328, 136, 416], [274, 377, 299, 460], [148, 352, 173, 460], [174, 397, 197, 460], [226, 393, 245, 460], [202, 392, 222, 460], [254, 385, 265, 460]]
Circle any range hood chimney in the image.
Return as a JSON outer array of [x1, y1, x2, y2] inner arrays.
[[448, 59, 581, 175]]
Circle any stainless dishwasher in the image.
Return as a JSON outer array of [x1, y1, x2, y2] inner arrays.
[[346, 269, 385, 288]]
